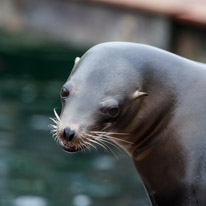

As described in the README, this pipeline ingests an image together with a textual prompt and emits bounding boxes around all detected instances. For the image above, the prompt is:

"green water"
[0,39,150,206]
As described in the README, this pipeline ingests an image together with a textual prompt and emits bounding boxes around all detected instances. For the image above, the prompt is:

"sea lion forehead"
[68,46,144,102]
[78,43,135,71]
[80,49,117,74]
[75,44,141,85]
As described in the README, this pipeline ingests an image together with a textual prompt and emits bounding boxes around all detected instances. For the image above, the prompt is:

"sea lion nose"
[63,127,75,141]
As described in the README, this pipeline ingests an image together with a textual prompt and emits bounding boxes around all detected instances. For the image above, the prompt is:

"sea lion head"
[50,43,148,154]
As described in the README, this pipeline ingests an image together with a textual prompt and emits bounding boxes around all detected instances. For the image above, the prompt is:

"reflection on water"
[0,46,150,206]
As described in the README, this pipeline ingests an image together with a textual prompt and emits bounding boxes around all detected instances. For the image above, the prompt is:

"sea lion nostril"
[63,127,75,141]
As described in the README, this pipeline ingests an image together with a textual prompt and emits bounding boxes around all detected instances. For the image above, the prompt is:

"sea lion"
[50,42,206,206]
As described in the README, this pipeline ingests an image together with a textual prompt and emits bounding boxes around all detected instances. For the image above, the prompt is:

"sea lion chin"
[58,139,84,153]
[51,42,206,206]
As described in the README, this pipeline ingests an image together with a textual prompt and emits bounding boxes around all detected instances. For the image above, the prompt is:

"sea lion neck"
[117,63,177,158]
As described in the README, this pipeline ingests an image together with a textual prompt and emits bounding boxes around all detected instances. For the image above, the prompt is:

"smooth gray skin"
[58,42,206,206]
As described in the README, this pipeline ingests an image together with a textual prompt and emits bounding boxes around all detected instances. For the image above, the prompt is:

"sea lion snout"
[57,125,86,153]
[58,123,80,142]
[63,127,75,141]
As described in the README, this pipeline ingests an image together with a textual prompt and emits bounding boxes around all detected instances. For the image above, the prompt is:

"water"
[0,42,150,205]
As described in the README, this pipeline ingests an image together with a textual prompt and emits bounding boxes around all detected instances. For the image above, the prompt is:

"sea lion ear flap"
[132,90,148,99]
[70,57,81,75]
[74,57,80,66]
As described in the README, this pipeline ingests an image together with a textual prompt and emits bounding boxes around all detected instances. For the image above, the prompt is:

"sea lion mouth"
[58,140,84,153]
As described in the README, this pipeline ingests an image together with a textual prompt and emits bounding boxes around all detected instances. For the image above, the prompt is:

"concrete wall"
[0,0,171,49]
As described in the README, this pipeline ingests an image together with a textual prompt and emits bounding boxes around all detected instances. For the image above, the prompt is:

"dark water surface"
[0,43,150,206]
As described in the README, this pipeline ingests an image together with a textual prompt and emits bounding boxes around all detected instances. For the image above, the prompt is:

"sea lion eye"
[106,107,119,118]
[61,87,69,98]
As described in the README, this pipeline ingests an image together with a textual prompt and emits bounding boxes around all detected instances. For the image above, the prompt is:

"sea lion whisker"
[83,135,98,151]
[97,140,119,159]
[49,117,58,124]
[80,143,86,152]
[85,133,99,140]
[97,125,111,134]
[95,137,122,151]
[53,135,58,141]
[84,133,94,138]
[86,136,109,151]
[90,131,132,144]
[91,131,129,135]
[51,129,57,134]
[53,108,61,122]
[97,138,123,151]
[48,124,57,133]
[51,125,57,129]
[86,133,122,154]
[95,135,121,147]
[50,130,58,138]
[91,139,109,151]
[84,143,91,151]
[49,128,55,134]
[84,142,92,151]
[53,129,57,135]
[79,141,84,149]
[48,123,58,129]
[53,136,59,144]
[51,132,57,137]
[49,126,59,143]
[50,129,57,136]
[79,137,91,151]
[90,136,119,159]
[100,135,133,144]
[50,130,57,137]
[85,141,97,151]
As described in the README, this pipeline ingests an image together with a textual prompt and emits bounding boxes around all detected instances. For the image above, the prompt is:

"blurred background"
[0,0,206,206]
